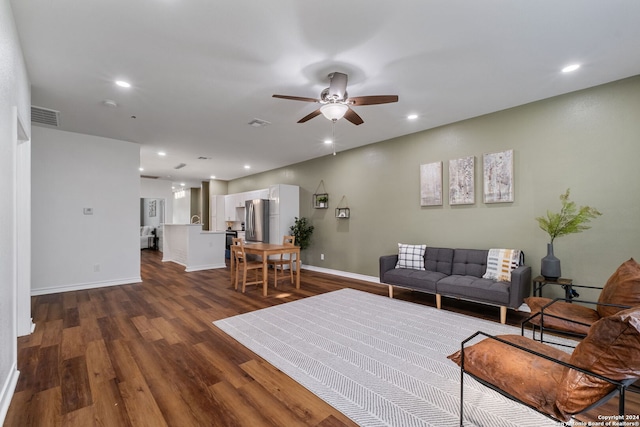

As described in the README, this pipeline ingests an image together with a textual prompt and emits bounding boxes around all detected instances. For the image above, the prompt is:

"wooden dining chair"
[231,237,264,293]
[268,235,296,288]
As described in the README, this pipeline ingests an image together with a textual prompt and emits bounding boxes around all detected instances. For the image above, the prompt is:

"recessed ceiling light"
[139,167,144,171]
[562,64,580,73]
[115,80,131,88]
[180,183,185,186]
[158,151,166,156]
[324,139,333,145]
[244,165,251,169]
[102,99,118,108]
[407,114,418,120]
[210,175,216,179]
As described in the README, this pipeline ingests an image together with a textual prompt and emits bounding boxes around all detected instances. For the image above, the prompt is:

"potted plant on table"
[316,195,328,208]
[535,188,602,280]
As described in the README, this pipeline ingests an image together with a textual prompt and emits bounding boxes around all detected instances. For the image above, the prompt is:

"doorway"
[140,198,165,251]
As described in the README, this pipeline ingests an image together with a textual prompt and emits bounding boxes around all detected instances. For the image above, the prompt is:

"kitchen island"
[162,224,226,272]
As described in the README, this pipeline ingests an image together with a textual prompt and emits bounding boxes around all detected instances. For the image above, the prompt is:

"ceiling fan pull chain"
[332,121,336,156]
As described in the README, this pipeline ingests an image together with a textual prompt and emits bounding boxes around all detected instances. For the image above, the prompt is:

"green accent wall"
[229,75,640,300]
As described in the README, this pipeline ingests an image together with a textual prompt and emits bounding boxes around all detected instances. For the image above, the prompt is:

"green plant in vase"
[316,195,328,208]
[535,188,601,280]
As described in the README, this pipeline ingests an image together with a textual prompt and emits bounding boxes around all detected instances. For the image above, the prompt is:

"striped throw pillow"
[483,248,522,282]
[395,243,427,270]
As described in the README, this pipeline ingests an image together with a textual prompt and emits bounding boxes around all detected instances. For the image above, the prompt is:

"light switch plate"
[83,208,93,215]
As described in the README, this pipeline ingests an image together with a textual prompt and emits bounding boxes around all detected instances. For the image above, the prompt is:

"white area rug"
[214,288,563,427]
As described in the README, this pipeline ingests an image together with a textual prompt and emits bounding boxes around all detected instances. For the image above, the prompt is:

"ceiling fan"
[273,72,398,125]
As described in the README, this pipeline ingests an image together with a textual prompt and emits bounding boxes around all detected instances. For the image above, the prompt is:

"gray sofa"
[379,247,531,324]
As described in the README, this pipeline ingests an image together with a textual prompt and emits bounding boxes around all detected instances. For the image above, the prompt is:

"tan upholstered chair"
[523,258,640,344]
[231,238,264,293]
[267,235,296,287]
[449,306,640,424]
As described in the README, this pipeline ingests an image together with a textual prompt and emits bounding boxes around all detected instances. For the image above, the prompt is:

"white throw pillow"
[483,248,522,282]
[395,243,427,270]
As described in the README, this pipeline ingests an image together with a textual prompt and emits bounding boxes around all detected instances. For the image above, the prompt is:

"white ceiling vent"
[31,106,61,127]
[140,175,159,179]
[174,163,187,169]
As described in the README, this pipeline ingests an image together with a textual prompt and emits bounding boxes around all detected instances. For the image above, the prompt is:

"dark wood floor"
[5,250,638,426]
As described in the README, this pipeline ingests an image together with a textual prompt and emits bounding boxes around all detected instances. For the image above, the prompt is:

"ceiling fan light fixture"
[320,103,349,122]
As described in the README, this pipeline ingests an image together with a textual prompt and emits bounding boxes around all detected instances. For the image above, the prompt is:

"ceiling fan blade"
[297,109,322,123]
[273,94,320,103]
[344,108,364,125]
[328,72,348,100]
[347,95,399,106]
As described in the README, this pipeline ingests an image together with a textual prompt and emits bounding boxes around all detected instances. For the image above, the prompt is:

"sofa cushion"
[556,306,640,417]
[524,296,599,335]
[395,243,426,270]
[451,249,488,278]
[383,268,444,293]
[482,248,522,282]
[597,258,640,318]
[448,334,570,421]
[424,247,454,275]
[437,275,510,305]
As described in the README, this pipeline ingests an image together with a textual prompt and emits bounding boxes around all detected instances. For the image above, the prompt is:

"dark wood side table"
[533,275,575,301]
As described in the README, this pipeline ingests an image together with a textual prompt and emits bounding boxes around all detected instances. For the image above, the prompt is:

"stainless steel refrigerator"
[245,199,270,243]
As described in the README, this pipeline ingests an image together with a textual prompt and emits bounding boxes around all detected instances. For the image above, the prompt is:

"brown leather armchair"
[522,258,640,345]
[449,306,640,424]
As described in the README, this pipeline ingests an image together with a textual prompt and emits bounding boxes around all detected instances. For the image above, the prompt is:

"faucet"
[190,215,201,224]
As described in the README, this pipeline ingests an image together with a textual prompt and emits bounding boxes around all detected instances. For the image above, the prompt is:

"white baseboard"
[163,259,227,272]
[0,364,19,425]
[301,264,381,285]
[185,263,227,272]
[31,276,143,296]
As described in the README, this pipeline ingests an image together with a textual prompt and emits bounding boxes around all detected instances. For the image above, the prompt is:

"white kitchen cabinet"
[235,193,246,207]
[269,184,299,244]
[209,194,226,231]
[224,195,235,221]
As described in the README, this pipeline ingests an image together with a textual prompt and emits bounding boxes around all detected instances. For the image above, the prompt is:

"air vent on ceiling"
[141,175,159,179]
[197,156,212,160]
[31,106,60,127]
[248,118,271,127]
[174,163,187,169]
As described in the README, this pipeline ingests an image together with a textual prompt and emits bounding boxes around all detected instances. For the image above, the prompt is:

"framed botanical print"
[420,161,443,206]
[483,149,514,203]
[449,156,475,205]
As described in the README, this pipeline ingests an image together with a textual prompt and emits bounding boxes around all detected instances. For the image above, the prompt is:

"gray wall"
[229,75,640,300]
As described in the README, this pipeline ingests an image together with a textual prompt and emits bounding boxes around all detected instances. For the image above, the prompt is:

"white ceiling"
[11,1,640,186]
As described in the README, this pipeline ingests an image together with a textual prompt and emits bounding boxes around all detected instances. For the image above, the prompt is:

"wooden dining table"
[230,242,301,296]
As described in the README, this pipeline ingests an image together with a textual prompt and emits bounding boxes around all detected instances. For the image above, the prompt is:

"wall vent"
[31,106,61,127]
